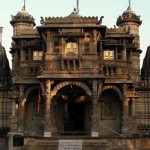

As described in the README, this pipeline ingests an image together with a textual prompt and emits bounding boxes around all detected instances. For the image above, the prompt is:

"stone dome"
[10,7,35,26]
[116,7,142,26]
[67,8,82,18]
[122,7,136,16]
[16,8,31,18]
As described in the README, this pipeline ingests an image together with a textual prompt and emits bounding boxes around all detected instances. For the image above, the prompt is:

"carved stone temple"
[0,2,150,150]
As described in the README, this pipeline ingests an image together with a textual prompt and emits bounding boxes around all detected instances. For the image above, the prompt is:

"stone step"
[58,139,82,150]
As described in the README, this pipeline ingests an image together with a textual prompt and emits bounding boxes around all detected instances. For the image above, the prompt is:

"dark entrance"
[57,85,87,132]
[64,101,84,131]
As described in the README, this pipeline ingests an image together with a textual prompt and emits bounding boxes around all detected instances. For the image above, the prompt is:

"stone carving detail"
[101,101,116,120]
[40,80,54,96]
[99,16,104,24]
[44,16,99,25]
[40,17,45,25]
[92,80,102,96]
[59,28,82,34]
[19,85,25,100]
[104,102,113,117]
[93,30,100,42]
[53,81,92,96]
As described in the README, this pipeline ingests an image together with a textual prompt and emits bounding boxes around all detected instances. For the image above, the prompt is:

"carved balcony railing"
[61,59,82,71]
[103,67,116,76]
[100,60,131,78]
[18,66,41,77]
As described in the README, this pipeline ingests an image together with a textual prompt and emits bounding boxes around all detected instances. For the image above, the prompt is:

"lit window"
[33,51,43,60]
[104,50,114,60]
[65,42,78,55]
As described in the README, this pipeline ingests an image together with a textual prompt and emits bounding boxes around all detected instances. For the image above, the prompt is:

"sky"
[0,0,150,68]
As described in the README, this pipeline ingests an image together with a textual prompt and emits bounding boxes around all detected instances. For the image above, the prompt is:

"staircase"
[58,140,82,150]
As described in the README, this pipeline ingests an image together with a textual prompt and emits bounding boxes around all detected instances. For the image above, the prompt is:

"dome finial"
[23,0,26,10]
[128,0,131,10]
[76,0,79,12]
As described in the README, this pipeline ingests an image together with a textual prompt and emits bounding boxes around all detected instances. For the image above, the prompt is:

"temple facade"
[0,2,149,150]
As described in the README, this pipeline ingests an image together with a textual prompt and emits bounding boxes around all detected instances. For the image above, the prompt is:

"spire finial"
[23,0,26,10]
[128,0,131,10]
[77,0,79,12]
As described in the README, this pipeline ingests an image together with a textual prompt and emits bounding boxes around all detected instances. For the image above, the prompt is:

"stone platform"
[12,136,150,150]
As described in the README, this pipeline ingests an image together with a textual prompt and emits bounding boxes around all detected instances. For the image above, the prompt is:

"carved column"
[123,40,127,61]
[122,84,129,135]
[10,99,18,132]
[61,60,65,70]
[46,31,52,54]
[92,29,98,53]
[91,80,102,137]
[115,47,118,60]
[44,80,55,137]
[12,99,16,116]
[79,38,82,57]
[100,42,103,60]
[67,60,70,70]
[20,47,24,61]
[18,85,26,133]
[73,60,76,70]
[91,95,99,137]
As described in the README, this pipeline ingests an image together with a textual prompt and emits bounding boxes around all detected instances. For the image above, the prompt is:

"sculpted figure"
[40,17,44,25]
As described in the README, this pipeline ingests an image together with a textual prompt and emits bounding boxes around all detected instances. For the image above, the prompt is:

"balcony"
[60,59,82,71]
[100,60,131,78]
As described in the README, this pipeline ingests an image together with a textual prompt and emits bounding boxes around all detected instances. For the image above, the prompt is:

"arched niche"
[99,85,123,136]
[24,87,45,136]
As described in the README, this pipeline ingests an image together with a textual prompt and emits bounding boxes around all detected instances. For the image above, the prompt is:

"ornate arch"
[101,85,123,100]
[52,81,92,96]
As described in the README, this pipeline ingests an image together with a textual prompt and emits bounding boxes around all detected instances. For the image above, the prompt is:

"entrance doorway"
[57,85,88,133]
[64,101,84,131]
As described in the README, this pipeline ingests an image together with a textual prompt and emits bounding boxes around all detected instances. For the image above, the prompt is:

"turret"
[116,1,142,82]
[10,5,35,36]
[116,2,142,48]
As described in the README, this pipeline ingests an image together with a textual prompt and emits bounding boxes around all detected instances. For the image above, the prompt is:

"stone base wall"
[10,137,150,150]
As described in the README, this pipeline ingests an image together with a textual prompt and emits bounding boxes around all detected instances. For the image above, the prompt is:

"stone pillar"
[8,134,13,150]
[122,98,129,135]
[92,29,98,54]
[18,85,26,133]
[91,95,99,137]
[79,38,82,57]
[91,80,102,137]
[115,47,118,60]
[44,94,53,137]
[123,40,127,61]
[46,31,52,54]
[44,80,55,137]
[73,60,76,70]
[100,42,103,59]
[18,98,26,133]
[20,48,24,61]
[12,99,16,116]
[122,84,129,135]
